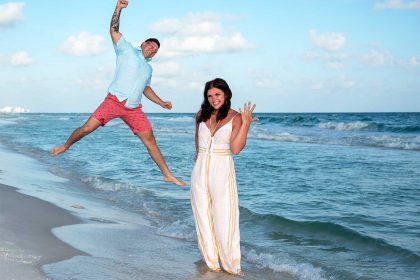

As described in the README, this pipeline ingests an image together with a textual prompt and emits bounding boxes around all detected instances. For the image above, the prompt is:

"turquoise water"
[0,112,419,280]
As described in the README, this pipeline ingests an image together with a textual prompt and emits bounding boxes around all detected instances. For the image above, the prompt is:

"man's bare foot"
[164,174,187,186]
[51,145,67,157]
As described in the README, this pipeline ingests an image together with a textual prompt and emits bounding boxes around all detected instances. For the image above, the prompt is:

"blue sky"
[1,0,419,113]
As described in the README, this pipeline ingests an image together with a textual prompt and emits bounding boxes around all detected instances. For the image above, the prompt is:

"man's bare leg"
[137,130,186,186]
[51,117,102,157]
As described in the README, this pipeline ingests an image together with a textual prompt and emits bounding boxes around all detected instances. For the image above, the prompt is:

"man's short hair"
[145,38,160,49]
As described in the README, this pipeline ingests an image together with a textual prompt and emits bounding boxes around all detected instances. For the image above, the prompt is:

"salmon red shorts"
[92,93,152,134]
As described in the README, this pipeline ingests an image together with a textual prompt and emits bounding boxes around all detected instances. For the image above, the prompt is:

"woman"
[191,78,256,275]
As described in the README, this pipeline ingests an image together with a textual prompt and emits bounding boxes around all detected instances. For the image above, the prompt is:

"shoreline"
[0,183,87,280]
[0,144,288,280]
[0,113,419,280]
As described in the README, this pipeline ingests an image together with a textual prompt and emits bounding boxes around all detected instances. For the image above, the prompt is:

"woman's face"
[207,87,226,111]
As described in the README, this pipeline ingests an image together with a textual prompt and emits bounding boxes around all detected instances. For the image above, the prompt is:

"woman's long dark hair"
[196,78,232,124]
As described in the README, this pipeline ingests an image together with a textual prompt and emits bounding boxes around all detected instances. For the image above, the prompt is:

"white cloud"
[153,61,182,78]
[362,50,395,66]
[326,63,344,70]
[60,31,107,57]
[159,33,251,57]
[149,12,252,58]
[375,0,420,10]
[0,106,29,113]
[247,69,280,89]
[75,65,114,90]
[309,78,356,90]
[340,80,356,89]
[0,2,24,27]
[76,77,109,91]
[362,50,420,68]
[151,62,210,90]
[2,76,31,85]
[255,78,279,88]
[10,51,33,66]
[310,81,324,90]
[143,61,183,89]
[153,75,204,91]
[305,50,348,62]
[309,30,347,52]
[0,51,34,66]
[305,48,347,69]
[149,12,223,36]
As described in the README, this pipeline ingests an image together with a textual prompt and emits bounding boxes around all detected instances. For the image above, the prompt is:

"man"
[51,0,186,186]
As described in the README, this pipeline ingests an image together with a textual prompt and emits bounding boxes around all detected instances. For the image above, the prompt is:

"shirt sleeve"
[113,35,129,54]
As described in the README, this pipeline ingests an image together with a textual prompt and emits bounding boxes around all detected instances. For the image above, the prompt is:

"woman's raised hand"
[239,102,257,125]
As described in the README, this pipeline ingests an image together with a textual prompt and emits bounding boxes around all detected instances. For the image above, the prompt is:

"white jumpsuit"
[191,119,241,275]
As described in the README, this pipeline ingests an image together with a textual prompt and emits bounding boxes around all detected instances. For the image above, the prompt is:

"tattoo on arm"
[110,9,121,33]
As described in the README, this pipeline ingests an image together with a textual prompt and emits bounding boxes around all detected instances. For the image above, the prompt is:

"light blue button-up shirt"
[107,35,152,108]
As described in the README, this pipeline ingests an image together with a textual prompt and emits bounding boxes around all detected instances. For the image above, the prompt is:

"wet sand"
[0,183,86,280]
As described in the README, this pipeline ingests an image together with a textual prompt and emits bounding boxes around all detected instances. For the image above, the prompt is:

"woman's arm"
[230,102,257,155]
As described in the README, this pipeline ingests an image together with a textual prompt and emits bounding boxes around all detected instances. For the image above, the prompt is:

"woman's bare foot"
[164,174,187,186]
[51,145,67,157]
[209,267,222,273]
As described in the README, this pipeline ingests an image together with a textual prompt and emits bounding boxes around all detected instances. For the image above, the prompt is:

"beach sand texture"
[0,182,286,280]
[0,145,286,280]
[0,183,85,280]
[0,185,285,280]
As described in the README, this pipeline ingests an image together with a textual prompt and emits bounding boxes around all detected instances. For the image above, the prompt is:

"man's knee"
[138,131,157,149]
[80,118,101,135]
[144,136,157,149]
[80,124,96,135]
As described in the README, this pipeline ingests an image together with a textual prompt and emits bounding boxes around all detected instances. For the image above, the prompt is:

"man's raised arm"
[110,0,128,44]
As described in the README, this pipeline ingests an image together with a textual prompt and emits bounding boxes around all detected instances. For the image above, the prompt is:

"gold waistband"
[199,147,231,155]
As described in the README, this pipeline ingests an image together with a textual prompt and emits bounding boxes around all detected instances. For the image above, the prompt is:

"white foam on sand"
[0,144,202,279]
[244,249,328,280]
[0,144,296,280]
[0,241,45,280]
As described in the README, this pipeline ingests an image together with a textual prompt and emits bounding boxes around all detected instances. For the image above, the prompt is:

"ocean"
[0,112,419,280]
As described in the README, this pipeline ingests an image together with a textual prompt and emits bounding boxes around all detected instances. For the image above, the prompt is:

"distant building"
[0,106,30,113]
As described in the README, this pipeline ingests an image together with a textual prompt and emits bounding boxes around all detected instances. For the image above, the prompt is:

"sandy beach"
[0,144,285,280]
[0,183,86,280]
[0,183,283,280]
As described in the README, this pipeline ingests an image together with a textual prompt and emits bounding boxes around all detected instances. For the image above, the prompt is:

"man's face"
[141,41,159,59]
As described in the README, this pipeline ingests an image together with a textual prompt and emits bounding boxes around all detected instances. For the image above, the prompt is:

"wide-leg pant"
[191,151,241,275]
